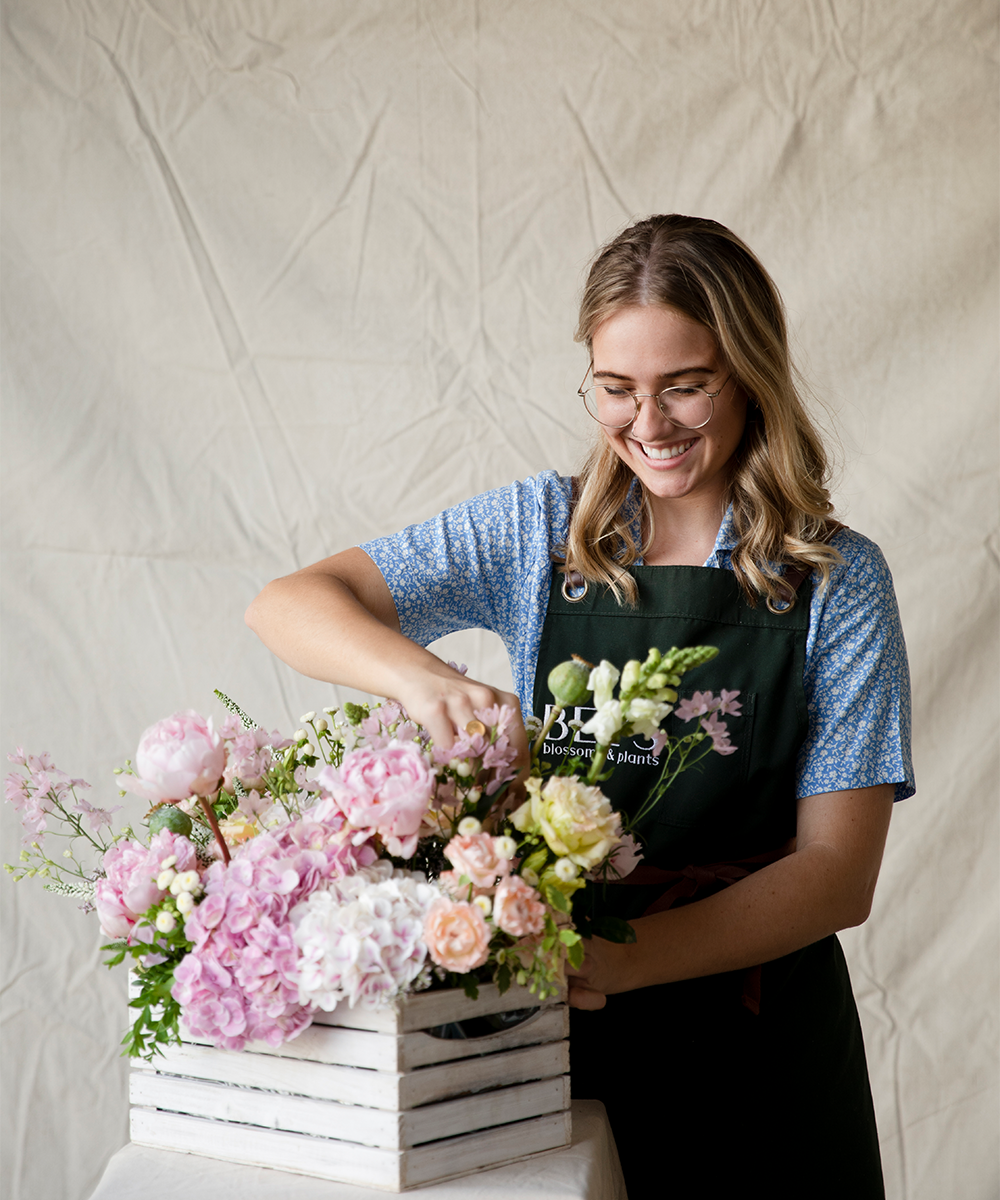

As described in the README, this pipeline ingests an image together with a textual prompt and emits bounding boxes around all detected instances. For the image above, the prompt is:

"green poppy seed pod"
[548,657,593,707]
[147,805,194,837]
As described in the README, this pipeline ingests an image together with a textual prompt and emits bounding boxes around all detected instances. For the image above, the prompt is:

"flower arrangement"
[4,647,741,1060]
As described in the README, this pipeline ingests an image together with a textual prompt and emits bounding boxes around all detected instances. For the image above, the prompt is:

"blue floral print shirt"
[361,471,914,801]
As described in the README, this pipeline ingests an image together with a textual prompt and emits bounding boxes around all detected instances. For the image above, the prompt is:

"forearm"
[568,784,894,1004]
[246,549,526,751]
[613,840,876,989]
[247,564,442,697]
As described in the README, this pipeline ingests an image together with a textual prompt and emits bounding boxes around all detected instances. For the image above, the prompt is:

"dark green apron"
[533,565,884,1199]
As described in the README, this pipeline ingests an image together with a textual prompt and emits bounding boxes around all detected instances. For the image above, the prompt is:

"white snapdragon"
[625,696,674,740]
[581,700,624,747]
[587,661,621,710]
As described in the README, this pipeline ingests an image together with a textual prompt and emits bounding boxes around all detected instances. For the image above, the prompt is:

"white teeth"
[639,439,694,461]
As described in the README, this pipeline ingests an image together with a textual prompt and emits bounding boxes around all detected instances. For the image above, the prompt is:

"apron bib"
[532,564,884,1198]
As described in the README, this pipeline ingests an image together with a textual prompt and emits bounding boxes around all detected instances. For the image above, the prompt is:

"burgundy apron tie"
[610,839,795,1015]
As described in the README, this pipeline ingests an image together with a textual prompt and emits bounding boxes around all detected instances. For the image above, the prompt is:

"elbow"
[839,883,877,930]
[245,579,282,637]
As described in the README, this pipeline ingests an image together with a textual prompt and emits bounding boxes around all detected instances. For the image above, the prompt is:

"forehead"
[591,305,719,372]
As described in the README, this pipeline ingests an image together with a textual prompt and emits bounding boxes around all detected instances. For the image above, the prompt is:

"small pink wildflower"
[701,711,738,756]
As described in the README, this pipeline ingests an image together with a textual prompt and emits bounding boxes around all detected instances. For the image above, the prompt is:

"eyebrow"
[593,366,716,381]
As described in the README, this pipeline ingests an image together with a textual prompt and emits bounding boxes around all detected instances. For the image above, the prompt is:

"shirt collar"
[703,504,737,568]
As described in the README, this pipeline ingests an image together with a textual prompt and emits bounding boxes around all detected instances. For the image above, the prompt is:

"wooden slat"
[398,1004,569,1069]
[130,1071,401,1147]
[398,1040,570,1109]
[401,1075,570,1148]
[130,1106,573,1191]
[138,1036,569,1111]
[311,982,561,1034]
[130,1070,570,1150]
[402,1110,573,1189]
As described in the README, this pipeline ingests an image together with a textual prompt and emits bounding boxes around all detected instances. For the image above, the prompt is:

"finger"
[568,983,607,1011]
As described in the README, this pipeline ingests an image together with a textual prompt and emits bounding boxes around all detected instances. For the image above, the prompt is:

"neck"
[643,493,726,567]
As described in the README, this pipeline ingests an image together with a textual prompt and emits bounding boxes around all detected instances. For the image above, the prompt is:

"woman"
[246,215,913,1197]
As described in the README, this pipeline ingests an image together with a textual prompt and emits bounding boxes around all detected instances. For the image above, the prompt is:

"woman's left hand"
[565,936,634,1009]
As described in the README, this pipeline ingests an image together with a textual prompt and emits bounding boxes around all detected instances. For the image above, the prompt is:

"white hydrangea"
[291,862,444,1013]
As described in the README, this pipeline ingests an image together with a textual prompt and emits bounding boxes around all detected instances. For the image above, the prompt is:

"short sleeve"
[797,531,915,802]
[359,473,572,708]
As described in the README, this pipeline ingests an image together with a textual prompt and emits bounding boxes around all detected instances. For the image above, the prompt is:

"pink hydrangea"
[95,830,198,939]
[120,711,226,805]
[316,740,435,859]
[443,832,511,890]
[172,810,375,1050]
[493,875,546,937]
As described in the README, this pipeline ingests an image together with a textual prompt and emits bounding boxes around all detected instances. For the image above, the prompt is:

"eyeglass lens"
[581,385,714,430]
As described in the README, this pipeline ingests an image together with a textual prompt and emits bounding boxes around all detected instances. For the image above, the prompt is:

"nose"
[627,393,676,438]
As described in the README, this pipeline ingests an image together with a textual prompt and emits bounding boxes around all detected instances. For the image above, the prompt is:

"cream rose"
[522,776,621,870]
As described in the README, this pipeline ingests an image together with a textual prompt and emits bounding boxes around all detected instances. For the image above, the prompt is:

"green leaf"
[558,929,581,946]
[522,848,549,877]
[461,974,480,1001]
[544,884,570,913]
[567,939,586,970]
[495,962,512,995]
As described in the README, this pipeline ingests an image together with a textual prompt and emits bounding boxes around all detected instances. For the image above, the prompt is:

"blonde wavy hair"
[565,214,842,612]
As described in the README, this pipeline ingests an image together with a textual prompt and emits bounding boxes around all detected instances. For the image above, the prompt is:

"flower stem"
[197,797,230,864]
[531,704,564,764]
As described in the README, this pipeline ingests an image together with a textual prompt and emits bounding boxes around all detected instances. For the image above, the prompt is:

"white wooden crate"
[129,983,572,1191]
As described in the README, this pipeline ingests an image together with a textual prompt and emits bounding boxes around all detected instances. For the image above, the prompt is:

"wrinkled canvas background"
[2,2,997,1197]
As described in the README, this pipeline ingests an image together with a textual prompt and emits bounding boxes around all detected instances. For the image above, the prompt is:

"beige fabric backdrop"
[2,2,997,1197]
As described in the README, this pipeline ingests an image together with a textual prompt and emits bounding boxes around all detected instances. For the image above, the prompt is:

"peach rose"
[493,875,546,938]
[423,898,490,973]
[443,832,511,890]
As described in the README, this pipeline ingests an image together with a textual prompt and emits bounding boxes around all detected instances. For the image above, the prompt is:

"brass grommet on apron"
[560,571,588,602]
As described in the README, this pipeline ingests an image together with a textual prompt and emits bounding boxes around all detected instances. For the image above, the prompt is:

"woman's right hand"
[246,547,528,771]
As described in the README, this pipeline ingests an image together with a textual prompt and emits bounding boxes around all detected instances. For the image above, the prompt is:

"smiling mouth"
[633,438,695,461]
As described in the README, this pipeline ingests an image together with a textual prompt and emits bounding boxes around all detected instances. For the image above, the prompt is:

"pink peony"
[443,832,511,890]
[316,740,434,859]
[493,875,546,937]
[120,711,226,804]
[95,830,198,939]
[423,898,490,973]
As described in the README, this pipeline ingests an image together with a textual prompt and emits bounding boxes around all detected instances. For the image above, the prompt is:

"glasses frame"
[577,367,731,430]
